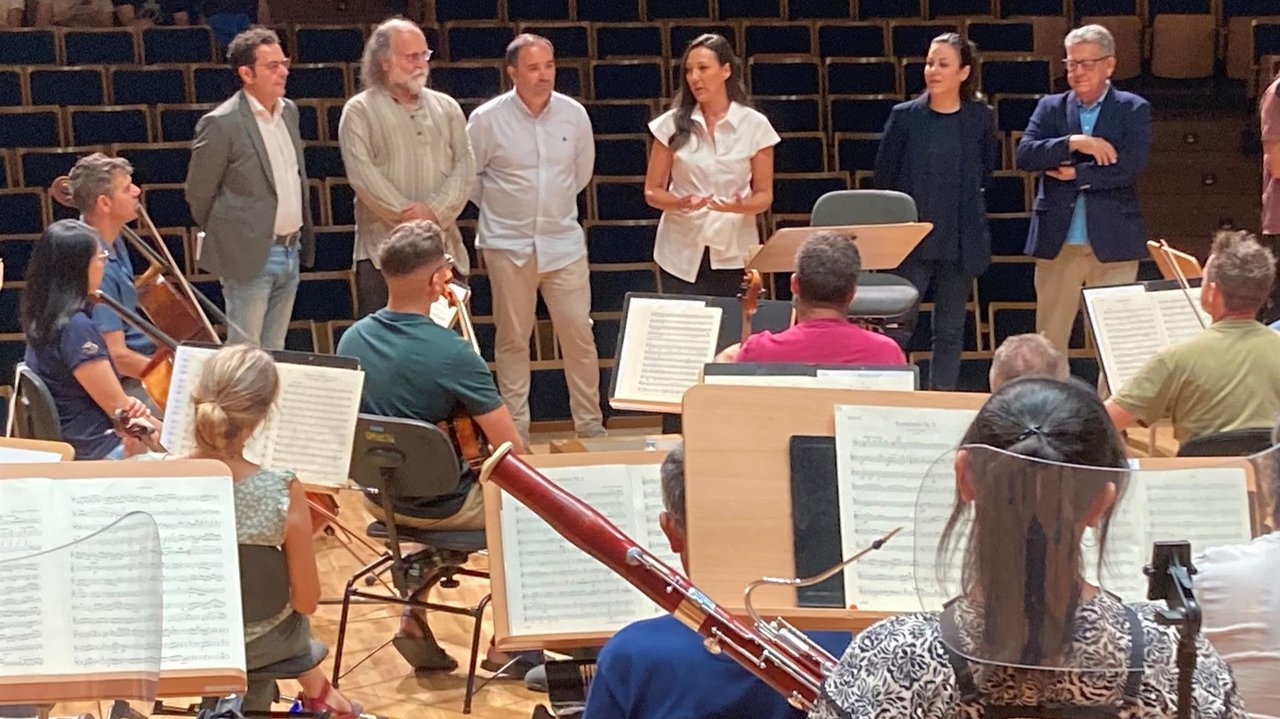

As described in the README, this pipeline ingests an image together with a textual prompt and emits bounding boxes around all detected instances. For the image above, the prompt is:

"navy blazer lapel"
[1065,92,1082,134]
[237,90,277,195]
[1092,88,1118,138]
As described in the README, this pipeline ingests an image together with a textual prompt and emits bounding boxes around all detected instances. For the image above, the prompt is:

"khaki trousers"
[1034,244,1139,352]
[484,251,604,439]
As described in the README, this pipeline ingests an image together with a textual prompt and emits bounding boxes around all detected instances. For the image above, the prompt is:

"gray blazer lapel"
[236,90,277,195]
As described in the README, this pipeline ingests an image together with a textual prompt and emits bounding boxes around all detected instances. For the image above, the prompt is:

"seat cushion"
[366,521,487,553]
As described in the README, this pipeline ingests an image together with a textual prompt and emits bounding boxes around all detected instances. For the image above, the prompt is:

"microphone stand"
[1144,541,1200,719]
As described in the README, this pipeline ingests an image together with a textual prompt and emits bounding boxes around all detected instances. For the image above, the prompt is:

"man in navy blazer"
[1016,24,1151,353]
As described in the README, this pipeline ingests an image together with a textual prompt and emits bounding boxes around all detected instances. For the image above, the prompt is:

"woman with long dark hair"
[644,33,779,296]
[21,219,153,459]
[810,377,1246,719]
[875,33,999,389]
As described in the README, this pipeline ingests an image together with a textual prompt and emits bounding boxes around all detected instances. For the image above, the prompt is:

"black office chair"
[332,414,491,715]
[1177,428,1275,457]
[235,545,329,713]
[10,362,61,442]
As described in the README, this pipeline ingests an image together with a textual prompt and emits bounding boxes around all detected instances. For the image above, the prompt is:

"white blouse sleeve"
[648,109,677,147]
[748,110,782,155]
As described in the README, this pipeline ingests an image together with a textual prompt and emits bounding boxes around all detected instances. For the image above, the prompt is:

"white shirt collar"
[510,89,558,119]
[690,101,746,131]
[246,91,283,120]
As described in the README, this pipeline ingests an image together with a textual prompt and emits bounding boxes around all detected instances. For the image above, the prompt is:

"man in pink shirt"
[1260,74,1280,323]
[715,231,907,365]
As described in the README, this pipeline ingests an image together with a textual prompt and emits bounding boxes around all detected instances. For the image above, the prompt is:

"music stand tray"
[747,222,933,274]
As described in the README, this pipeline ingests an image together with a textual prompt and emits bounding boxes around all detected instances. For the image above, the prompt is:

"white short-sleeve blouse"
[647,102,780,283]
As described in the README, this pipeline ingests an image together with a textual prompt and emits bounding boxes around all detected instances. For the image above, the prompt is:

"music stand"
[1147,240,1203,282]
[746,222,932,273]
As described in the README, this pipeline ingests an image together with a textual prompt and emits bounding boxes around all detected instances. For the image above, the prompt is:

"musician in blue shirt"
[583,444,852,719]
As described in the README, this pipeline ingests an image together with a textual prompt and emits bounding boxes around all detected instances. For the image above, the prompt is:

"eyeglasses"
[1064,55,1112,72]
[400,49,433,63]
[256,58,291,72]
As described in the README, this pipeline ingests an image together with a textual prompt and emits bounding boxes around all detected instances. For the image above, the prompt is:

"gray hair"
[795,231,861,307]
[1207,230,1276,313]
[505,33,554,68]
[360,18,421,91]
[660,442,686,530]
[990,333,1069,392]
[1064,24,1115,56]
[68,152,132,215]
[227,26,280,71]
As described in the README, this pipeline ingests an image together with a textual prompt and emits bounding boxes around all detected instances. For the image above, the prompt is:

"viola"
[739,268,764,345]
[440,283,491,470]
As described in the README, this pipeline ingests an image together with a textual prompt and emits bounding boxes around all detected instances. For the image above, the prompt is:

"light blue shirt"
[1066,83,1111,246]
[466,91,596,272]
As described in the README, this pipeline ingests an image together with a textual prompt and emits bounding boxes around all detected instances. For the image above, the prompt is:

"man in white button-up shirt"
[467,34,605,441]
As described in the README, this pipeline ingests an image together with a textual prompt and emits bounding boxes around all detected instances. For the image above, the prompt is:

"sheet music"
[614,299,722,406]
[499,463,675,637]
[0,446,62,463]
[429,281,470,327]
[702,368,914,391]
[163,345,363,488]
[1090,467,1252,600]
[833,404,978,611]
[0,473,243,680]
[1085,286,1209,392]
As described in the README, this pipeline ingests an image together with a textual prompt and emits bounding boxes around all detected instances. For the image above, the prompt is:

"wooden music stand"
[1147,239,1203,281]
[548,434,682,454]
[746,222,933,273]
[482,450,669,651]
[680,384,987,630]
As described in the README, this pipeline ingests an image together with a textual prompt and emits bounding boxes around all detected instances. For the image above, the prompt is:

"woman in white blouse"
[644,33,780,296]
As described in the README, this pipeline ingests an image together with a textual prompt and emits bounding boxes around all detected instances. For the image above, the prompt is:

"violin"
[111,409,166,454]
[439,283,491,471]
[739,269,764,345]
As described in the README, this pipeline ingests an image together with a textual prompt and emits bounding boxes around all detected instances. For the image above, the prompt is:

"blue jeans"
[894,258,972,391]
[220,244,299,350]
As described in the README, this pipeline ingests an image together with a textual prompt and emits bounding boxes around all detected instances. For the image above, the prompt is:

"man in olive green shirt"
[1106,231,1280,442]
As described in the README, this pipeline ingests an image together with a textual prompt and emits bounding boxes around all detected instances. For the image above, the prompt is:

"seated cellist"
[67,154,157,400]
[335,219,526,673]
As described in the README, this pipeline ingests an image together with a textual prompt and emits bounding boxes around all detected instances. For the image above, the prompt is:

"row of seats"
[427,0,1274,24]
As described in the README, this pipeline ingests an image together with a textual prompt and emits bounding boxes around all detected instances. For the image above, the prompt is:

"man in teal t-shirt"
[336,219,524,672]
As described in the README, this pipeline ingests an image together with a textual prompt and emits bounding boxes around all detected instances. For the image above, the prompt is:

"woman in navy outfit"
[875,33,998,390]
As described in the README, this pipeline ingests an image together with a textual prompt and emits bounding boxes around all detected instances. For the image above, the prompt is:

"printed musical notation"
[615,298,723,406]
[1085,286,1209,392]
[162,345,363,488]
[833,404,978,612]
[0,473,244,683]
[499,463,674,637]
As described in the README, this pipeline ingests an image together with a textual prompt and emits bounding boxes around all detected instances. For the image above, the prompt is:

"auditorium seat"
[191,64,238,104]
[19,146,105,190]
[827,95,897,134]
[310,226,356,272]
[434,0,500,22]
[0,190,47,234]
[775,132,829,173]
[980,56,1052,95]
[0,28,57,65]
[431,62,504,102]
[509,0,572,20]
[584,100,657,134]
[445,22,513,61]
[110,66,188,105]
[68,106,151,146]
[861,0,924,20]
[744,22,815,56]
[790,0,854,19]
[965,19,1036,53]
[286,64,349,100]
[835,133,881,173]
[1227,15,1280,81]
[0,150,12,188]
[0,68,21,106]
[326,178,355,226]
[140,184,194,229]
[1075,0,1138,13]
[294,25,366,64]
[62,27,138,65]
[771,172,850,215]
[817,23,889,58]
[890,21,962,58]
[593,177,659,221]
[988,214,1032,255]
[901,57,927,96]
[930,0,993,17]
[748,57,821,96]
[985,171,1032,214]
[593,268,659,311]
[1077,14,1142,80]
[290,99,322,142]
[28,66,106,107]
[668,23,737,54]
[1000,0,1064,16]
[555,60,586,97]
[585,220,657,264]
[578,0,643,22]
[754,96,823,133]
[516,22,590,59]
[826,57,899,95]
[592,60,665,100]
[648,0,711,19]
[0,234,39,277]
[142,25,216,64]
[303,143,345,181]
[115,143,191,185]
[157,103,215,142]
[292,275,356,322]
[0,107,63,150]
[594,135,651,177]
[994,94,1043,133]
[718,0,783,19]
[593,24,665,59]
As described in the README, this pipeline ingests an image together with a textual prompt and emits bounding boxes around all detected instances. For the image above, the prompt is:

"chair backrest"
[349,413,462,500]
[12,362,61,442]
[238,544,291,624]
[1177,428,1275,457]
[811,189,918,226]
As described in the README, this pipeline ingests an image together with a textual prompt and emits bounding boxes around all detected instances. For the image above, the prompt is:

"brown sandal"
[391,610,458,672]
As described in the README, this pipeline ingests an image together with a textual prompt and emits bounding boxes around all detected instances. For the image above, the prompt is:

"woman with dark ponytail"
[875,33,998,390]
[643,33,779,296]
[810,377,1246,719]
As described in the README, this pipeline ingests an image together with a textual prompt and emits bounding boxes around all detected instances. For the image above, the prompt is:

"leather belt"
[274,231,301,247]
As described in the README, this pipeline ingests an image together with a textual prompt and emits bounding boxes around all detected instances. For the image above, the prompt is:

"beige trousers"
[1034,244,1139,352]
[483,251,604,439]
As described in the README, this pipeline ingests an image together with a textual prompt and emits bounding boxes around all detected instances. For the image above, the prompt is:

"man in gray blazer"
[185,26,314,350]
